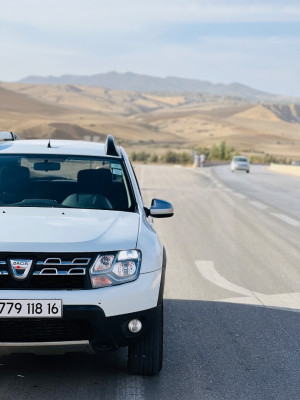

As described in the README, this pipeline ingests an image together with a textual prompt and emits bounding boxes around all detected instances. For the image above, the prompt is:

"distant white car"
[231,156,250,173]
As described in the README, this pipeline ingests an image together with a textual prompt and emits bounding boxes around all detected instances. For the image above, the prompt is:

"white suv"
[0,132,173,376]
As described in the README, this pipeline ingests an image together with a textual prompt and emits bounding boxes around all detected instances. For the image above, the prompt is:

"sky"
[0,0,300,96]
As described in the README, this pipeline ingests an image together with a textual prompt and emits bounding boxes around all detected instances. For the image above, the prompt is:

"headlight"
[89,250,141,288]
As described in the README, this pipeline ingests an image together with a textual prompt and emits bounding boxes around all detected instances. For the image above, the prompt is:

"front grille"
[0,318,94,342]
[0,275,84,289]
[0,253,96,290]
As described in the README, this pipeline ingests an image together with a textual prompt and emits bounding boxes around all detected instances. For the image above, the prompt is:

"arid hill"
[0,82,299,160]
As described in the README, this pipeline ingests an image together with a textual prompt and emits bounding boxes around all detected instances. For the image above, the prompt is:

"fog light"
[128,319,142,333]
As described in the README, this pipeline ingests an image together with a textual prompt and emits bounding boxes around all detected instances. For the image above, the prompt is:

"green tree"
[219,141,226,160]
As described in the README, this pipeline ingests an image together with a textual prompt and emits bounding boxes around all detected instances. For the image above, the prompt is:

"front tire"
[127,304,163,376]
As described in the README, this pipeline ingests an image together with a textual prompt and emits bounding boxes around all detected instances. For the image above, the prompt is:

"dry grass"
[0,82,299,160]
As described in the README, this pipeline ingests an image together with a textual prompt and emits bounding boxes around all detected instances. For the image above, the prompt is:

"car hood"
[0,208,140,253]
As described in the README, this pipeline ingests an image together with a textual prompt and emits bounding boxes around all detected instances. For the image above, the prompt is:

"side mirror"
[148,198,174,218]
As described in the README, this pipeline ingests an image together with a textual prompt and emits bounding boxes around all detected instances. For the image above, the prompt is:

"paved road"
[0,164,299,400]
[213,164,300,220]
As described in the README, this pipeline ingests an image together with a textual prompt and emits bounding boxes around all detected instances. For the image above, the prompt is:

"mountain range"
[18,71,279,102]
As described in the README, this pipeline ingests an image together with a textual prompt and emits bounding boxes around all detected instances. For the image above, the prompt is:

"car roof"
[0,139,122,158]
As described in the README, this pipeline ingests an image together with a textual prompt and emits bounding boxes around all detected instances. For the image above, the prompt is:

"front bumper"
[0,269,164,354]
[0,269,162,317]
[0,304,162,353]
[232,164,249,171]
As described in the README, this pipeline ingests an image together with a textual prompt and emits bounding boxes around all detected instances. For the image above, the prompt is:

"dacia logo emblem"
[9,259,33,280]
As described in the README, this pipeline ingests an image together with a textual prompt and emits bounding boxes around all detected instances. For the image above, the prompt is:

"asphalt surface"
[0,164,299,400]
[213,164,300,220]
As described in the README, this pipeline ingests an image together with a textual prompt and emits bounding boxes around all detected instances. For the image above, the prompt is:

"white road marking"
[195,260,300,310]
[195,260,254,297]
[224,188,233,193]
[270,213,300,227]
[249,200,268,210]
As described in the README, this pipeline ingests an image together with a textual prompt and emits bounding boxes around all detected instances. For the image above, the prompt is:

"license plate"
[0,300,62,318]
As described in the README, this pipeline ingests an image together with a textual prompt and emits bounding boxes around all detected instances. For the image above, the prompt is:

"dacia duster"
[0,132,173,376]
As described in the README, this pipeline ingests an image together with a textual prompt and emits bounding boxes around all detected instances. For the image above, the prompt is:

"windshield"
[234,157,248,162]
[0,154,136,211]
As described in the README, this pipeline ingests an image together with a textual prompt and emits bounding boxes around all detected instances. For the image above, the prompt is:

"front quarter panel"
[138,215,163,274]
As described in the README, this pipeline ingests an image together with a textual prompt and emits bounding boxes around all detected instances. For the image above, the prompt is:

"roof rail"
[0,131,20,141]
[105,135,119,157]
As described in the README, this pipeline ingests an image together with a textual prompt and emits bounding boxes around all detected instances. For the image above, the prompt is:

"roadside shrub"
[130,151,150,162]
[150,153,158,162]
[179,152,194,164]
[131,152,137,161]
[162,151,178,163]
[161,151,193,164]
